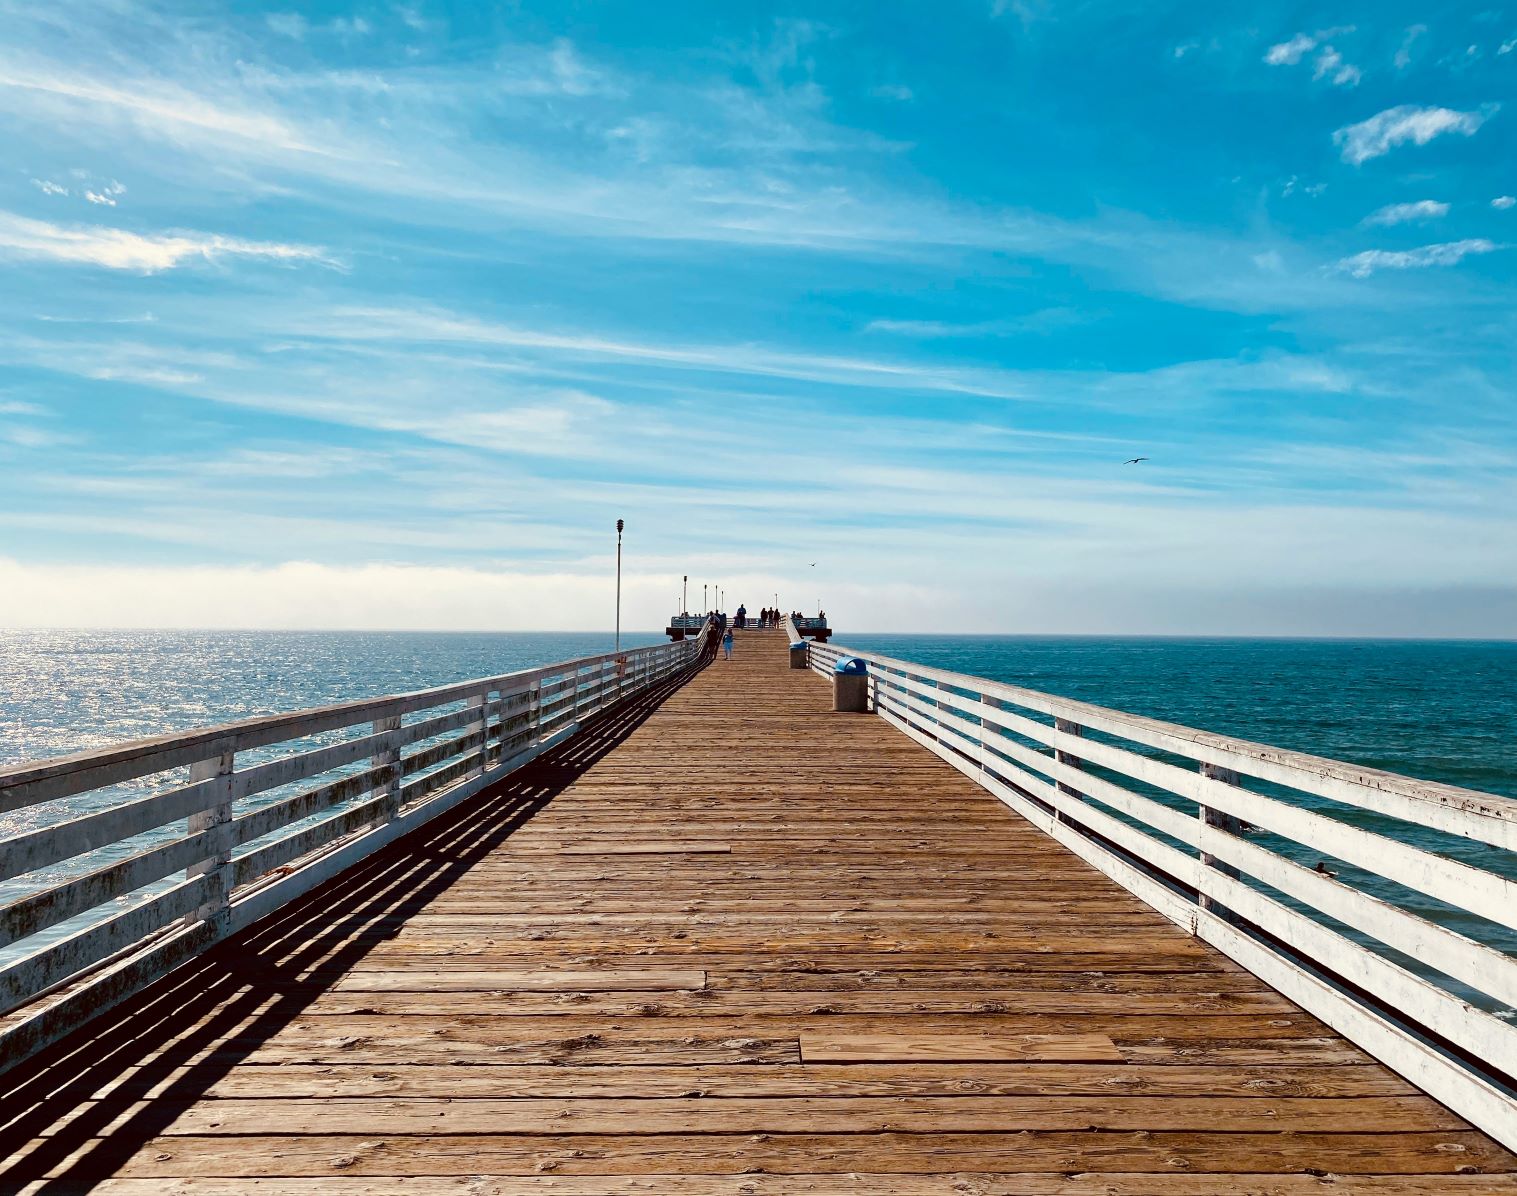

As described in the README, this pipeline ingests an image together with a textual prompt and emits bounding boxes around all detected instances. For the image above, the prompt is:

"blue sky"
[1,1,1514,634]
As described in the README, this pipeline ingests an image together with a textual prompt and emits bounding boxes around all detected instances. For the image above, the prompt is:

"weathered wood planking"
[1,626,1514,1190]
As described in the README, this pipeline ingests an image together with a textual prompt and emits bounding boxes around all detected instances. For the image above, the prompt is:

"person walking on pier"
[722,627,734,659]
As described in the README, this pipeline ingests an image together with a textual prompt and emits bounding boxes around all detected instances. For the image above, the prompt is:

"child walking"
[722,628,734,660]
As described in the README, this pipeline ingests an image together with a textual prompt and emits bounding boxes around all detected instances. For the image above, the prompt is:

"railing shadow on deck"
[0,652,710,1191]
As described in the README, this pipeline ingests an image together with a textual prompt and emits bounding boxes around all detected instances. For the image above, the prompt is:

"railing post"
[372,714,402,824]
[1198,762,1243,923]
[468,692,489,778]
[979,693,1001,776]
[184,749,235,933]
[1053,717,1084,822]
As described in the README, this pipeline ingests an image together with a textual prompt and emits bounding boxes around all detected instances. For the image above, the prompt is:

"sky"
[0,1,1514,635]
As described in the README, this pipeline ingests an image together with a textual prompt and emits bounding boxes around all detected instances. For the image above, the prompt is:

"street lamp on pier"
[614,518,624,654]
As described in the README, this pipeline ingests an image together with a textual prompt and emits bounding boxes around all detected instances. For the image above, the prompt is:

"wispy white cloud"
[869,83,914,101]
[265,13,307,40]
[1313,47,1361,87]
[0,63,333,154]
[29,178,67,197]
[266,13,370,40]
[1264,33,1316,66]
[1493,196,1516,210]
[0,211,335,272]
[1363,199,1448,226]
[1334,105,1494,165]
[395,5,429,33]
[36,312,156,324]
[305,306,1033,400]
[1334,239,1502,278]
[1395,26,1426,69]
[1265,32,1360,86]
[88,365,203,386]
[865,308,1090,338]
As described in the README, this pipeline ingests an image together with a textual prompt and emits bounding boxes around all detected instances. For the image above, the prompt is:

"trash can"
[788,640,809,670]
[832,656,869,713]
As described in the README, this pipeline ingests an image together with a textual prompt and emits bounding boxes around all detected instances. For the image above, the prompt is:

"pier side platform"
[3,627,1514,1192]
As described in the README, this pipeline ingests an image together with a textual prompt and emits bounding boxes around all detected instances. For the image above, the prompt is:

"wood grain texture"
[1,627,1513,1188]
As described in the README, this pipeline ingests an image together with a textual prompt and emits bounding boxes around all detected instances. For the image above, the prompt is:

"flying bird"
[1122,457,1149,465]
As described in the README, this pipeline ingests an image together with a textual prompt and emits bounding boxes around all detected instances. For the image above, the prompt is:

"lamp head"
[616,518,624,534]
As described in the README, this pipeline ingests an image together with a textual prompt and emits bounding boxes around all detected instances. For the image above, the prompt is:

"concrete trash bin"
[832,657,869,713]
[788,641,809,670]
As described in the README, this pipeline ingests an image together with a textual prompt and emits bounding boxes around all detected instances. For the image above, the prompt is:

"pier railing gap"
[0,625,713,1071]
[798,623,1517,1151]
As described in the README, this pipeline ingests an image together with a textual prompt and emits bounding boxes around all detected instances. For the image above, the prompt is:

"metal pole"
[683,575,688,614]
[703,584,707,611]
[615,518,624,654]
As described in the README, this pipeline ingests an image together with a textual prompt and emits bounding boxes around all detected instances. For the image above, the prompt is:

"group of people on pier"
[732,604,787,629]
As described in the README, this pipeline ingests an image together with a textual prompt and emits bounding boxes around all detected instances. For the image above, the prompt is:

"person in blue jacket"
[722,628,734,659]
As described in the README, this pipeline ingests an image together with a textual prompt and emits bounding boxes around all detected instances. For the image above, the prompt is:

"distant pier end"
[666,612,831,641]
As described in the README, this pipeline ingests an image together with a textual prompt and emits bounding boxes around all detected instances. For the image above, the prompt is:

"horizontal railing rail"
[0,626,711,1071]
[806,638,1517,1151]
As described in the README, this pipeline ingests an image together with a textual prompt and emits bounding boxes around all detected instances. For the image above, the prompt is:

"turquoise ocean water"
[840,634,1517,801]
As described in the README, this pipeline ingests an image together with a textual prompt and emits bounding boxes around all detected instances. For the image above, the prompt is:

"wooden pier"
[2,627,1516,1191]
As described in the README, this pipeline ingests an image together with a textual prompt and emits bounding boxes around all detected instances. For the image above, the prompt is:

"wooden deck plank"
[12,1131,1514,1179]
[800,1031,1125,1062]
[18,1177,1517,1196]
[87,1061,1424,1101]
[2,626,1513,1188]
[51,1093,1468,1137]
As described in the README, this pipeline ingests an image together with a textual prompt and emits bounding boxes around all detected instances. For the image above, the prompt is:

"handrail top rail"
[817,639,1517,826]
[0,637,688,799]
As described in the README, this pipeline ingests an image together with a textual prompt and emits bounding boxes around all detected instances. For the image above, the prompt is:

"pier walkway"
[3,628,1515,1192]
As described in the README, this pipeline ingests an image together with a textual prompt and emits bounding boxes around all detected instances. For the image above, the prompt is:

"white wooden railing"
[805,637,1517,1151]
[0,629,710,1071]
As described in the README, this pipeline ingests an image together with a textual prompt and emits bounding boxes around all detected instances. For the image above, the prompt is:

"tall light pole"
[682,575,688,615]
[702,583,707,611]
[615,518,624,653]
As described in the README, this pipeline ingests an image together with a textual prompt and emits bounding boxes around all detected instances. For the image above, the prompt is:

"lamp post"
[702,584,707,612]
[682,575,688,615]
[615,518,624,654]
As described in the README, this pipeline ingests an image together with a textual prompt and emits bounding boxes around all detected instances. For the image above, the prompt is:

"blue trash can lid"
[834,657,867,676]
[788,641,806,651]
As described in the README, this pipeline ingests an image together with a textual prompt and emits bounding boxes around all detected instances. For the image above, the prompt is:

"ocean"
[840,634,1517,801]
[0,629,665,769]
[3,629,1514,1000]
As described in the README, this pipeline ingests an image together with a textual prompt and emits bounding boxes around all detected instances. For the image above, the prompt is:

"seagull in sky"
[1122,457,1149,465]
